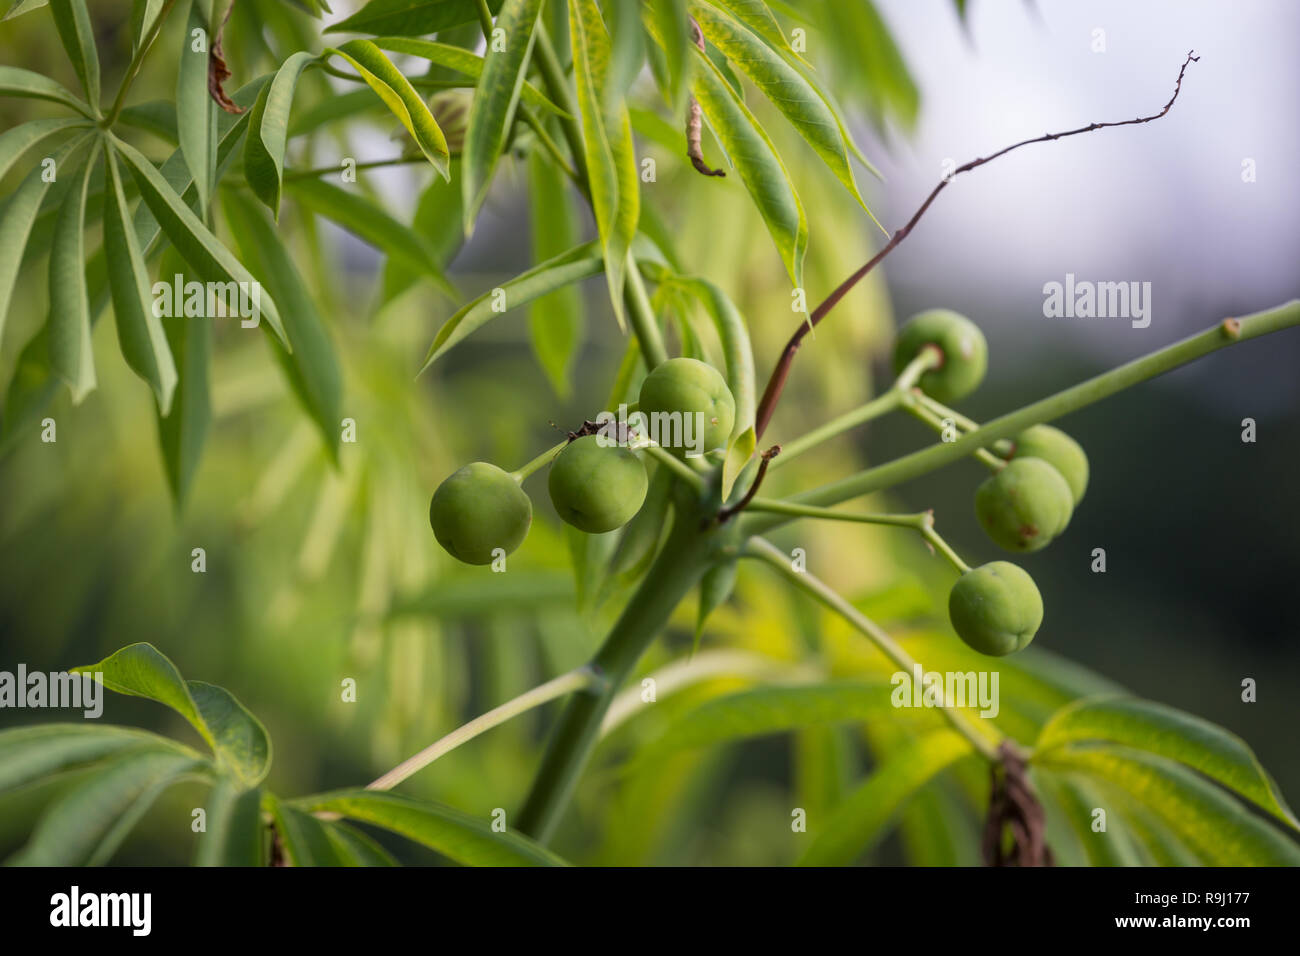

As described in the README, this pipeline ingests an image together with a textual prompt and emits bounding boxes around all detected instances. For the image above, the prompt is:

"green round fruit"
[1006,424,1089,504]
[429,462,532,565]
[548,436,648,533]
[975,457,1074,553]
[948,561,1044,656]
[892,309,988,403]
[637,357,735,458]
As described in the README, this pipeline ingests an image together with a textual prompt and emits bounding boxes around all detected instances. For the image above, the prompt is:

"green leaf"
[605,0,645,112]
[244,51,319,218]
[0,64,94,117]
[110,134,290,348]
[380,160,464,304]
[325,39,449,178]
[1038,746,1300,865]
[1033,695,1299,831]
[462,0,544,231]
[177,0,215,209]
[271,798,349,866]
[294,790,570,866]
[153,247,211,505]
[694,557,738,645]
[690,1,871,214]
[196,778,265,865]
[9,750,206,865]
[372,37,565,116]
[569,0,640,330]
[130,0,165,53]
[117,99,179,145]
[797,730,973,865]
[0,116,89,184]
[0,132,91,356]
[640,680,899,765]
[223,191,342,460]
[327,822,400,866]
[326,0,502,36]
[72,642,272,787]
[287,176,454,298]
[646,0,690,111]
[3,0,48,20]
[1034,771,1143,866]
[527,151,583,397]
[599,463,673,603]
[419,239,604,372]
[701,0,807,66]
[689,44,806,287]
[0,724,196,793]
[49,0,100,110]
[813,0,918,131]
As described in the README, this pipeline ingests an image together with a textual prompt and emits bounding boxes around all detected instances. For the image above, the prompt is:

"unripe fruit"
[975,457,1074,552]
[637,357,736,458]
[429,462,532,565]
[893,309,988,403]
[948,561,1044,656]
[548,436,649,533]
[1005,424,1089,505]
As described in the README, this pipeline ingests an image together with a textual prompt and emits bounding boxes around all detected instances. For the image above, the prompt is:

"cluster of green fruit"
[428,358,735,564]
[895,309,1091,657]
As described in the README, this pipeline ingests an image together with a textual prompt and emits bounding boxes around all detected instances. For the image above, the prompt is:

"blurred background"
[0,0,1296,865]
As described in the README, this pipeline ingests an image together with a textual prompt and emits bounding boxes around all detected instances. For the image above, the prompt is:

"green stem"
[622,263,670,369]
[104,0,178,124]
[633,440,706,491]
[772,348,938,468]
[367,666,603,791]
[283,155,427,182]
[532,28,588,187]
[517,495,719,841]
[901,393,1004,471]
[519,108,580,182]
[742,302,1300,536]
[511,439,568,482]
[743,537,998,759]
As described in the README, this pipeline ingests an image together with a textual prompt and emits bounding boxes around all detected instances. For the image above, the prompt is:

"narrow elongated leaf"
[605,0,645,111]
[49,0,100,110]
[3,0,48,20]
[462,0,543,230]
[177,0,215,207]
[380,160,464,304]
[600,464,673,601]
[326,0,502,36]
[0,65,94,116]
[130,0,165,52]
[155,299,211,504]
[691,1,870,212]
[117,99,179,144]
[110,135,290,347]
[1039,746,1300,865]
[72,642,272,787]
[48,149,97,399]
[0,116,88,183]
[223,190,342,460]
[327,823,400,866]
[244,51,319,217]
[569,0,639,329]
[287,177,453,297]
[325,40,449,178]
[295,790,570,866]
[196,779,265,865]
[646,0,690,110]
[419,240,604,371]
[703,0,808,65]
[797,730,973,865]
[527,151,583,396]
[0,133,91,352]
[689,43,806,286]
[272,799,349,866]
[9,750,206,865]
[695,557,738,642]
[1034,695,1299,830]
[372,37,564,115]
[0,724,195,793]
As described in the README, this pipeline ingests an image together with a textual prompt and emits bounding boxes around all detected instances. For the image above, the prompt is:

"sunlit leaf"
[326,0,503,36]
[244,50,319,217]
[49,0,100,110]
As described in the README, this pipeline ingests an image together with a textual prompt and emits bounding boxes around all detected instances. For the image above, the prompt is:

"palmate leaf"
[244,52,320,219]
[462,0,544,232]
[9,749,208,866]
[569,0,639,330]
[326,0,503,36]
[797,730,974,866]
[72,642,272,787]
[371,37,565,116]
[324,39,450,178]
[286,177,454,297]
[1037,746,1300,866]
[223,190,343,461]
[687,40,807,288]
[294,790,570,866]
[419,239,605,372]
[1033,695,1299,830]
[690,1,879,221]
[48,0,100,111]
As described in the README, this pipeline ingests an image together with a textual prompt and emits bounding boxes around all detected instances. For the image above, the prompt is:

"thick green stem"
[901,393,1004,471]
[742,302,1300,536]
[517,493,718,841]
[622,263,670,369]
